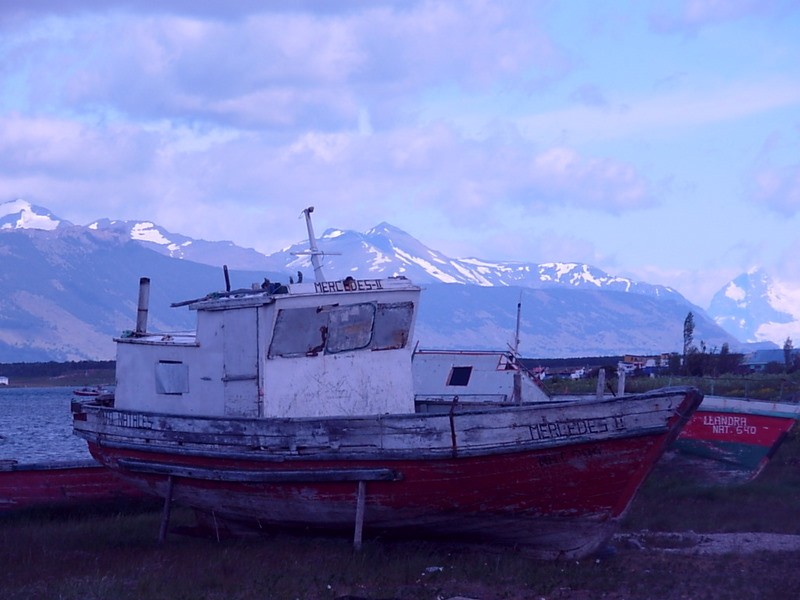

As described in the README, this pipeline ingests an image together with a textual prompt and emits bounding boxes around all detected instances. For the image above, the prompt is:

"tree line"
[682,311,799,377]
[0,360,115,378]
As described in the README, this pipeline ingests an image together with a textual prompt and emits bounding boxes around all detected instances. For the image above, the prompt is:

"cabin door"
[222,307,260,417]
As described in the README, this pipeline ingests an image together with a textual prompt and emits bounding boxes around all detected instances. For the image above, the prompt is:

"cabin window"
[269,300,414,358]
[155,360,189,394]
[326,303,375,353]
[447,366,473,386]
[372,301,413,350]
[269,306,327,358]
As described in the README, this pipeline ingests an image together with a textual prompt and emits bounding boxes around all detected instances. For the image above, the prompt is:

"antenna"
[512,295,522,404]
[290,206,340,283]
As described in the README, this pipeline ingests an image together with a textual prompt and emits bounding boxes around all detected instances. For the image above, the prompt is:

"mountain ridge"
[0,199,692,299]
[0,199,763,361]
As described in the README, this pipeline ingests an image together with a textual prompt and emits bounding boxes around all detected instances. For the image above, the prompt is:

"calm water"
[0,387,92,464]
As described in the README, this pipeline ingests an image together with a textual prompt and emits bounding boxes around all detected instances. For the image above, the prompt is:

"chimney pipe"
[223,265,231,292]
[136,277,151,334]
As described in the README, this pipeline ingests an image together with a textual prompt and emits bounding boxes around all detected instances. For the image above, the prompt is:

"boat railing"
[414,394,514,413]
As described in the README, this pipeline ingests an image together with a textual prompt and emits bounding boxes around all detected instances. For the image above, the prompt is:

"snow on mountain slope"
[88,218,273,270]
[268,223,685,300]
[1,199,689,304]
[0,200,743,360]
[708,268,800,345]
[0,199,69,231]
[89,218,194,256]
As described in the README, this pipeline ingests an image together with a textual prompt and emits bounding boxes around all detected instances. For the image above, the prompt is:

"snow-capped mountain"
[0,201,270,270]
[0,199,70,231]
[88,218,273,270]
[707,268,800,346]
[0,199,742,361]
[20,199,683,301]
[263,222,684,301]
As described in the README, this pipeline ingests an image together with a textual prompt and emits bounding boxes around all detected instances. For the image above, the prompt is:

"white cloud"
[0,109,656,256]
[1,0,798,306]
[0,113,157,176]
[528,147,650,211]
[752,163,800,217]
[4,3,561,131]
[649,0,793,34]
[623,264,742,307]
[516,79,800,144]
[777,239,800,280]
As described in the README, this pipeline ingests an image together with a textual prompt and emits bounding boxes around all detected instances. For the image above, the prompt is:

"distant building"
[0,376,8,385]
[742,349,800,372]
[619,353,672,375]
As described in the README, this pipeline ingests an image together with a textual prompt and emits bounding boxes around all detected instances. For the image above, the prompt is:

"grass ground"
[548,373,800,403]
[2,429,800,600]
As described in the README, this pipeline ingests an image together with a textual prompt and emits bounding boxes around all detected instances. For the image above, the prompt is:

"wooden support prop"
[617,369,626,396]
[354,480,366,551]
[212,510,221,543]
[596,368,606,401]
[158,475,174,544]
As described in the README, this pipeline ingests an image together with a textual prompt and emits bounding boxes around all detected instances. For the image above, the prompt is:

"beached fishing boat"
[413,350,798,484]
[72,208,701,559]
[0,459,146,512]
[668,396,800,484]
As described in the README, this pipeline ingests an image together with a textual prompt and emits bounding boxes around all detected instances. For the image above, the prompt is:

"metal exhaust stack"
[136,277,151,335]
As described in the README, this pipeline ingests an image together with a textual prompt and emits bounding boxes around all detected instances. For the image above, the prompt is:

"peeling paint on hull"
[74,387,701,559]
[0,460,146,511]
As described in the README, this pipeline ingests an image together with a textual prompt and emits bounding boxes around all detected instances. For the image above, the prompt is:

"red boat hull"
[88,432,666,555]
[671,397,800,483]
[0,460,147,512]
[75,387,702,558]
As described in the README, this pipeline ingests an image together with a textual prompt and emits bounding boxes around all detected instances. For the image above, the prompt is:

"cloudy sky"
[2,0,799,308]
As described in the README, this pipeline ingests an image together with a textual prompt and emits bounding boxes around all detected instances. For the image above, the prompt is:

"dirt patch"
[616,530,800,554]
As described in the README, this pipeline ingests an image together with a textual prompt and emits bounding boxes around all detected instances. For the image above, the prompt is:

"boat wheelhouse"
[113,275,418,420]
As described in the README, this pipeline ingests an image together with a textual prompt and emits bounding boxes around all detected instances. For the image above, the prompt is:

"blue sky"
[1,0,799,309]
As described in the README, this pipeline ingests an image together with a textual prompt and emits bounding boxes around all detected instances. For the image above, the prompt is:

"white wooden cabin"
[113,277,420,419]
[412,349,550,410]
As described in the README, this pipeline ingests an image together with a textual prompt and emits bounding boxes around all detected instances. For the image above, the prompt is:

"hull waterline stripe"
[117,458,403,483]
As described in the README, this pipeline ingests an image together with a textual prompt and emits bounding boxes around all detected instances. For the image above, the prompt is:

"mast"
[512,299,522,404]
[303,207,325,282]
[290,206,329,282]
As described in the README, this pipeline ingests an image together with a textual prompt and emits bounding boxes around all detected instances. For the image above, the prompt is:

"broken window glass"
[326,303,375,353]
[269,300,415,357]
[373,301,414,350]
[269,306,327,358]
